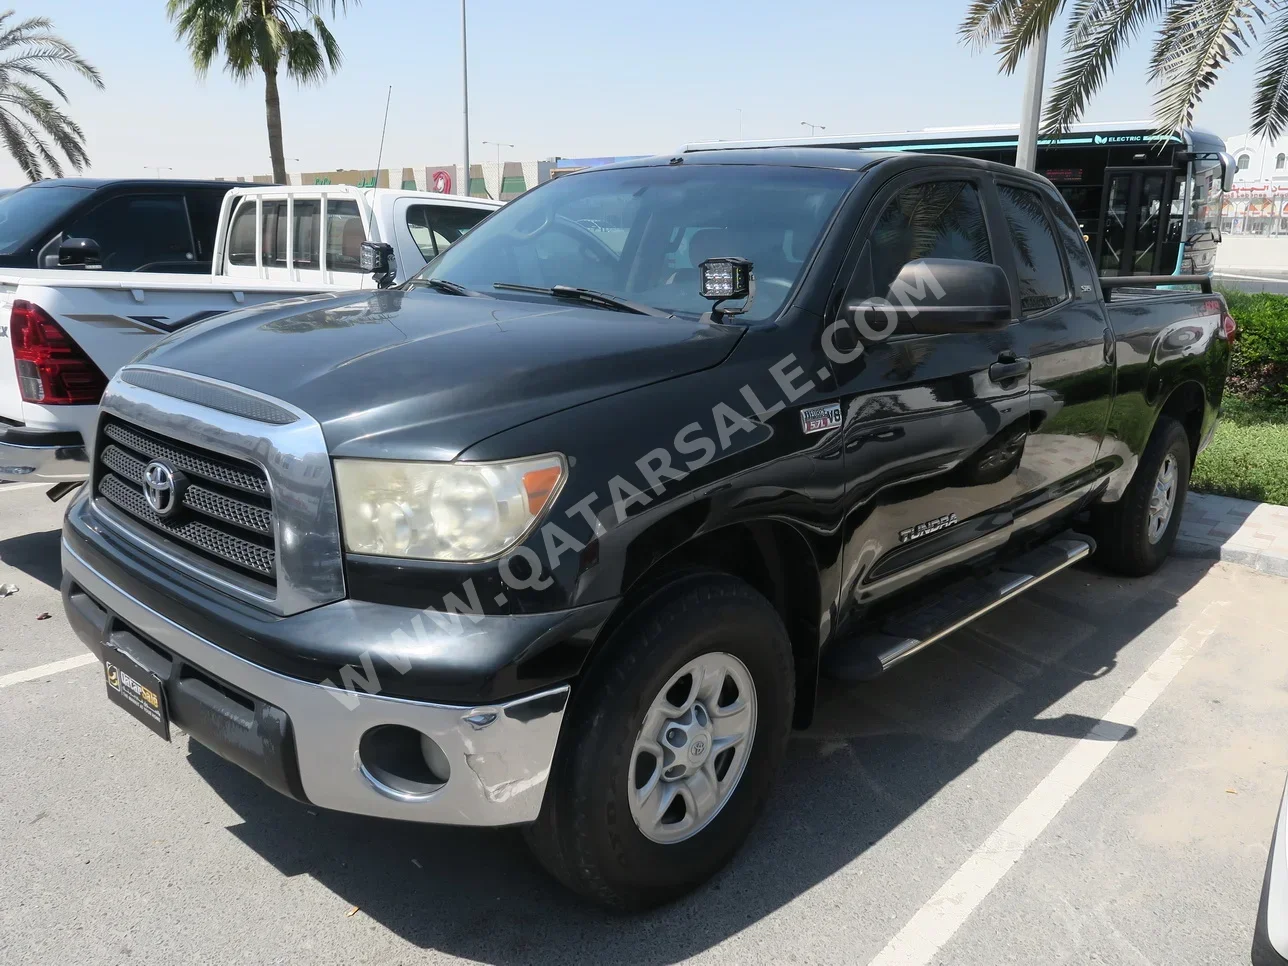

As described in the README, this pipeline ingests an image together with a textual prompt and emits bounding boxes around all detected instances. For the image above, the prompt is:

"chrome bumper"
[63,539,568,827]
[0,431,88,483]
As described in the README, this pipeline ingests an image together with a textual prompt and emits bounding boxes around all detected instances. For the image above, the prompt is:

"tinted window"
[326,199,364,272]
[407,204,489,260]
[0,184,93,254]
[421,165,855,322]
[65,194,194,272]
[227,200,257,266]
[261,201,288,267]
[869,181,991,296]
[997,184,1069,313]
[293,200,320,269]
[186,188,228,260]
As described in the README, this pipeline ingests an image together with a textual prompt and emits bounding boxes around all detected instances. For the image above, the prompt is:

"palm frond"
[0,107,40,180]
[1042,0,1166,134]
[0,12,100,179]
[284,29,327,83]
[960,0,1025,47]
[991,0,1070,73]
[1251,5,1288,138]
[1149,0,1267,134]
[311,16,342,71]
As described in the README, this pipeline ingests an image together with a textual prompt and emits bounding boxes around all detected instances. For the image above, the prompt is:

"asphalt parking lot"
[3,481,1287,965]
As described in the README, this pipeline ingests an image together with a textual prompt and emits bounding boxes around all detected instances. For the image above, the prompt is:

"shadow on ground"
[0,528,62,590]
[187,556,1212,965]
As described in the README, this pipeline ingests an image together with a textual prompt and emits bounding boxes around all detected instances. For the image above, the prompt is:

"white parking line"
[0,482,48,494]
[0,653,96,689]
[1216,272,1288,283]
[867,601,1228,966]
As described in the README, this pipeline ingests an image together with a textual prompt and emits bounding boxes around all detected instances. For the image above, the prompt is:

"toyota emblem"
[142,460,185,517]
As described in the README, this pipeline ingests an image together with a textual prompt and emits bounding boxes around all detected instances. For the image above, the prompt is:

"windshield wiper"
[493,282,672,318]
[415,277,491,298]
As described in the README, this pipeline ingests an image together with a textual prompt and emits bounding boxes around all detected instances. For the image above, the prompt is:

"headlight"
[334,455,566,561]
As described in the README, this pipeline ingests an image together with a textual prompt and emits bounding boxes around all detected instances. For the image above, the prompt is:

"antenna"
[371,86,392,188]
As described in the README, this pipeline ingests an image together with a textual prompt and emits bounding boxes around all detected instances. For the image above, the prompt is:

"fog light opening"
[358,724,450,802]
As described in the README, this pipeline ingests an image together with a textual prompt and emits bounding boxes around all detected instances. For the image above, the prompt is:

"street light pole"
[461,0,471,197]
[482,140,514,200]
[1016,27,1050,172]
[482,140,513,166]
[147,166,173,179]
[801,121,826,137]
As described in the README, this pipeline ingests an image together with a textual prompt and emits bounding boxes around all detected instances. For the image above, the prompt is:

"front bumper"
[63,537,571,827]
[0,424,88,482]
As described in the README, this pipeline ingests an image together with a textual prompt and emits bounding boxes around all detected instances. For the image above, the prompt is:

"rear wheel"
[524,572,794,911]
[1091,415,1191,576]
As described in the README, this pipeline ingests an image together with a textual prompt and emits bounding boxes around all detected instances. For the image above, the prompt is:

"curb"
[1172,537,1288,578]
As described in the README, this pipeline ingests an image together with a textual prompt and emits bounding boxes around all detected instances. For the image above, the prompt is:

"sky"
[0,0,1269,184]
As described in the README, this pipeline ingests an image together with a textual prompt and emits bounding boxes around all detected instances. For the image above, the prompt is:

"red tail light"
[10,299,108,405]
[1218,312,1237,341]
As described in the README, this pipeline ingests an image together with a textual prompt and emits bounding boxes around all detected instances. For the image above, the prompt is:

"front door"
[829,168,1031,610]
[1096,167,1182,276]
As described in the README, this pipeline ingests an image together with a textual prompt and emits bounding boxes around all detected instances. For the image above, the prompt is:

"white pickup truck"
[0,184,500,485]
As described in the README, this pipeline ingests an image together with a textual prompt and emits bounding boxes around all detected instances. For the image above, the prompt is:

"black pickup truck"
[59,148,1233,910]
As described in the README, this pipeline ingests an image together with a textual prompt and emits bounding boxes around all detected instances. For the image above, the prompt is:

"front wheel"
[1090,415,1191,577]
[524,572,795,910]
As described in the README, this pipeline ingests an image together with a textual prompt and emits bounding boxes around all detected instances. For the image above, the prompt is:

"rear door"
[832,166,1031,606]
[992,176,1115,526]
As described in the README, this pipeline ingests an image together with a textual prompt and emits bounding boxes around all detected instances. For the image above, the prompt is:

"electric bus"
[686,123,1235,277]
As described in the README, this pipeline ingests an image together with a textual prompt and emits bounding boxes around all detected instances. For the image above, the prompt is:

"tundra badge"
[900,512,959,544]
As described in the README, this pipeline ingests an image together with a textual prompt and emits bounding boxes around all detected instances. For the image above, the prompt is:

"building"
[1221,133,1288,235]
[220,160,555,201]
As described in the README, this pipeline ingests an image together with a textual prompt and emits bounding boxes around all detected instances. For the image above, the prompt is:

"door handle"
[989,352,1031,383]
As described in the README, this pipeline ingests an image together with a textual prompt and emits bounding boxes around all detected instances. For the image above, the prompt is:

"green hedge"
[1191,398,1288,505]
[1220,289,1288,399]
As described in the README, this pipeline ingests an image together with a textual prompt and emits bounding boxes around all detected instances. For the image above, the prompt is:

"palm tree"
[960,0,1288,140]
[0,10,103,181]
[167,0,358,183]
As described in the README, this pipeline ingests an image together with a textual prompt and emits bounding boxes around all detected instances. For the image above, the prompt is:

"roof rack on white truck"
[0,184,500,489]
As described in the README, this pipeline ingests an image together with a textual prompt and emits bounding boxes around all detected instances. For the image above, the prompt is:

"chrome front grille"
[95,366,346,616]
[95,417,277,585]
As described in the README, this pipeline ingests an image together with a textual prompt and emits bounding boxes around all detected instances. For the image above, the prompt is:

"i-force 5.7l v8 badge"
[800,402,842,434]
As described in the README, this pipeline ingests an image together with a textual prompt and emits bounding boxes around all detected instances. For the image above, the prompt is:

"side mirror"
[849,258,1013,336]
[1218,151,1237,193]
[58,237,101,269]
[359,241,395,288]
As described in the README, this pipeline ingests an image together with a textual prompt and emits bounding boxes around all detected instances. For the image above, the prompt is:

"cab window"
[406,204,489,260]
[226,200,257,267]
[996,184,1069,314]
[326,199,364,272]
[847,180,992,304]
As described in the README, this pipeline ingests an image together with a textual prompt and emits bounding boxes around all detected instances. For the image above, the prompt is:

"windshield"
[414,163,857,321]
[0,184,93,254]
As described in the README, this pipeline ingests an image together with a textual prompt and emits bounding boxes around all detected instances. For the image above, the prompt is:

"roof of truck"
[25,177,239,189]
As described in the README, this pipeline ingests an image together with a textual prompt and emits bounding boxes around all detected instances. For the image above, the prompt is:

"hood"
[132,288,743,461]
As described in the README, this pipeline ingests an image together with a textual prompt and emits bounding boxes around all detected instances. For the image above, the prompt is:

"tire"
[1090,415,1191,577]
[523,571,795,911]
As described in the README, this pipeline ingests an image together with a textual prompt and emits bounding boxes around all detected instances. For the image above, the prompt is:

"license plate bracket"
[103,644,170,741]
